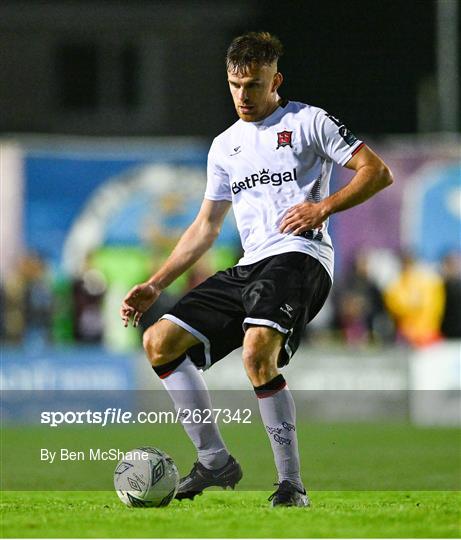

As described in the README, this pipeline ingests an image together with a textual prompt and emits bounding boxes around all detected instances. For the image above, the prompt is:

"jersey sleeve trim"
[338,140,365,166]
[204,194,232,202]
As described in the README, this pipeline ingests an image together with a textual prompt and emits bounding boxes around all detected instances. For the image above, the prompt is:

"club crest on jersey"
[276,130,293,149]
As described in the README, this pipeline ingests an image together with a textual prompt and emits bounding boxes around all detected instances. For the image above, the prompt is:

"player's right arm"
[120,198,231,327]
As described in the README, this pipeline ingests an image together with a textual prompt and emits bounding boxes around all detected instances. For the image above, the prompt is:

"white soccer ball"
[114,446,179,508]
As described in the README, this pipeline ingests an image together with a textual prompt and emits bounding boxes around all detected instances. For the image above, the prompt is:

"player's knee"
[142,323,177,367]
[243,328,282,384]
[142,325,161,366]
[242,346,275,382]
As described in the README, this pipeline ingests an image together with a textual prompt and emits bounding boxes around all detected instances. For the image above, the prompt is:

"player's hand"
[120,282,161,328]
[279,201,329,235]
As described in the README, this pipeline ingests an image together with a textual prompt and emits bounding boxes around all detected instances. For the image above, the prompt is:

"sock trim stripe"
[255,380,287,398]
[152,354,186,378]
[159,369,174,379]
[254,374,287,399]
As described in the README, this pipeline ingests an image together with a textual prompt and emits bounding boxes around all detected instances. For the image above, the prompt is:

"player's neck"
[258,96,283,122]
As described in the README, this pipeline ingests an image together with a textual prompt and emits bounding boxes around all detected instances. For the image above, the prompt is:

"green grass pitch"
[1,422,460,537]
[2,490,460,538]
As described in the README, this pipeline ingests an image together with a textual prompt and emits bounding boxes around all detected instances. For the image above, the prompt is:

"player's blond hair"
[226,31,284,73]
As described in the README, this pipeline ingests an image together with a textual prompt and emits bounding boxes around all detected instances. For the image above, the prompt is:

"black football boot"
[268,480,310,507]
[175,455,242,500]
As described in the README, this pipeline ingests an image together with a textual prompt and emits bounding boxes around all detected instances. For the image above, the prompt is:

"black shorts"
[161,252,331,370]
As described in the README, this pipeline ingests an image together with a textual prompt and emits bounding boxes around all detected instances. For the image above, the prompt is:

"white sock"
[158,356,229,469]
[255,374,304,491]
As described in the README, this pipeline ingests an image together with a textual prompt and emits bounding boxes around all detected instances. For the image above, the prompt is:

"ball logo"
[151,460,165,485]
[276,130,293,149]
[127,477,142,491]
[114,461,133,475]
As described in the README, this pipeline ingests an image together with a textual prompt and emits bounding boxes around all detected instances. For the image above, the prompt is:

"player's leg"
[242,325,307,507]
[145,269,246,499]
[143,319,230,471]
[240,252,331,506]
[143,317,199,368]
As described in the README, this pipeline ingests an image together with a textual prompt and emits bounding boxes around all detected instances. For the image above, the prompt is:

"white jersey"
[205,100,364,280]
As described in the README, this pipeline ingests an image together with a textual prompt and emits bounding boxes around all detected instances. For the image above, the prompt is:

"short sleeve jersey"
[205,100,364,280]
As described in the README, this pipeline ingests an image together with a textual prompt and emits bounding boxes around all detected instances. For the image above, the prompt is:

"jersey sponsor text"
[231,167,297,194]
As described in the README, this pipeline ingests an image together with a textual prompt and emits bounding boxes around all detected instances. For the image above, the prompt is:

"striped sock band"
[152,354,186,379]
[254,374,287,399]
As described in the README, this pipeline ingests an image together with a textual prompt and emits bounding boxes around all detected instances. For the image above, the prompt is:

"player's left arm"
[280,145,393,235]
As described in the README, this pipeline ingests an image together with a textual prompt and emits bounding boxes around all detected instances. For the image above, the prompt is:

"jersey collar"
[249,99,289,127]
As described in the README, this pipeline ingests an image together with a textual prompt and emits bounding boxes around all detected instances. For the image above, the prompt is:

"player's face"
[227,63,283,122]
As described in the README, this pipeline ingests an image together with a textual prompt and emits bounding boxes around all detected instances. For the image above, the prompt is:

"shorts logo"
[276,130,293,149]
[280,303,294,318]
[231,167,297,195]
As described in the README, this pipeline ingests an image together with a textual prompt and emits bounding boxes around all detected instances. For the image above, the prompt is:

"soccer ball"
[114,446,179,507]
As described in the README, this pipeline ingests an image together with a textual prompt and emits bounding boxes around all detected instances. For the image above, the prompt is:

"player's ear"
[272,72,283,92]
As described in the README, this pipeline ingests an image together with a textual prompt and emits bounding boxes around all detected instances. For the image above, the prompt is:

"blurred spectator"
[0,283,5,340]
[440,252,461,339]
[333,251,393,345]
[2,253,52,346]
[72,257,106,343]
[384,252,445,347]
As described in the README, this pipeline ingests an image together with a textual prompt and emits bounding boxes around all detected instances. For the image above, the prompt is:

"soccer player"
[120,31,393,507]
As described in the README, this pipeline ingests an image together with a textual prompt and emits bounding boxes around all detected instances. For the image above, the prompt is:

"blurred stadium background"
[1,0,460,462]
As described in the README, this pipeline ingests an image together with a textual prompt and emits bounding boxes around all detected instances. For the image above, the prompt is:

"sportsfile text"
[40,407,252,427]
